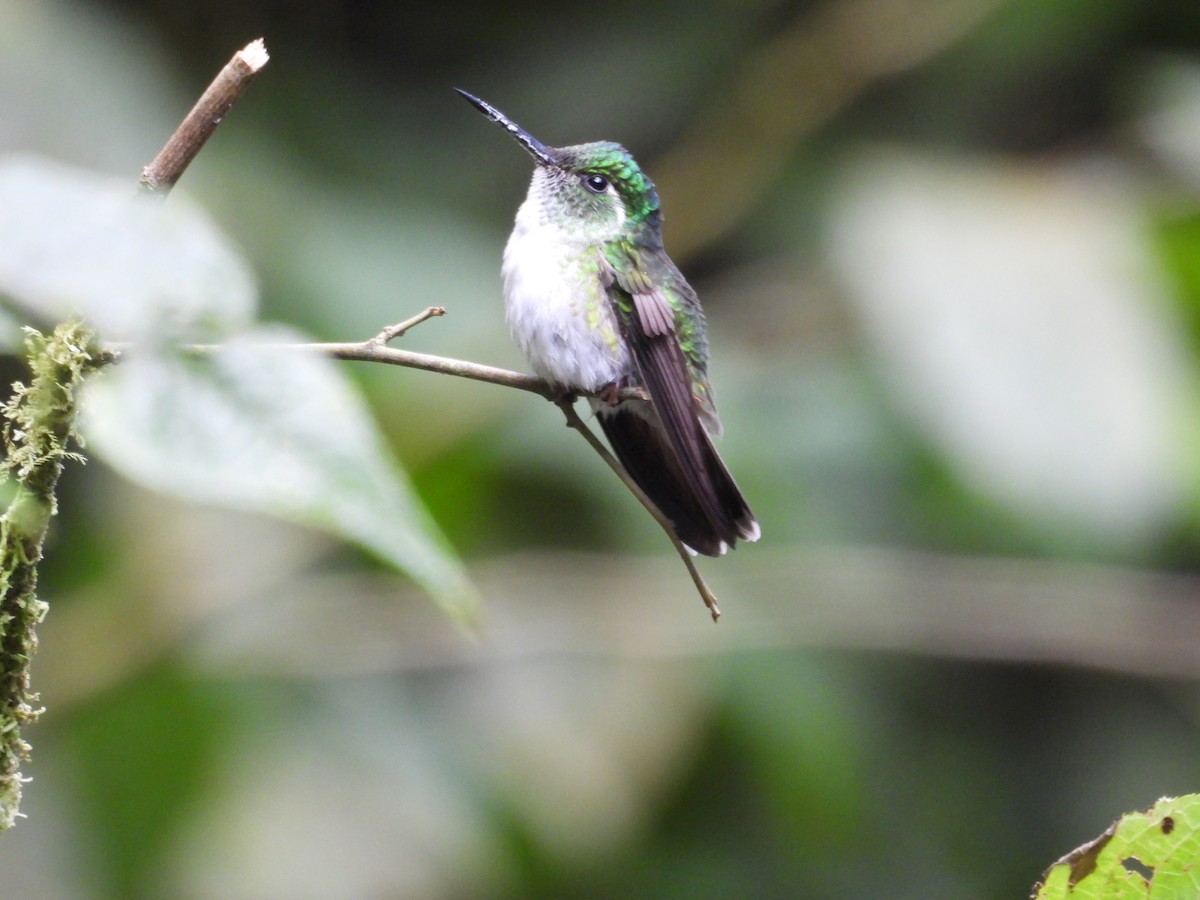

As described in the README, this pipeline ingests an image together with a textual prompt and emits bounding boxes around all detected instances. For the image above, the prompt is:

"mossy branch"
[0,321,99,830]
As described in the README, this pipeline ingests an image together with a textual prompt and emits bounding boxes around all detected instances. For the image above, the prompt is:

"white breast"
[501,195,628,391]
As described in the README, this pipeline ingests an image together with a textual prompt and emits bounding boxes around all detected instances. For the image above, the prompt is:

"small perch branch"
[192,311,650,404]
[366,307,447,347]
[140,38,270,197]
[317,317,716,618]
[326,319,715,616]
[165,310,716,617]
[329,326,718,618]
[554,399,722,621]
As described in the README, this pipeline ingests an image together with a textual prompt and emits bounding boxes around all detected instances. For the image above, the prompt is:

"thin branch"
[366,306,446,347]
[254,340,547,396]
[336,328,713,617]
[167,315,713,616]
[554,399,721,621]
[140,38,270,197]
[198,330,651,404]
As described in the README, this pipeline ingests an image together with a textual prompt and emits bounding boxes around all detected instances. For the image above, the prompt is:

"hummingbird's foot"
[546,382,580,404]
[597,380,623,407]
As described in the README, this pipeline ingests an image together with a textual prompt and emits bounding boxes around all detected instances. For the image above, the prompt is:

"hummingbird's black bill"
[456,89,557,167]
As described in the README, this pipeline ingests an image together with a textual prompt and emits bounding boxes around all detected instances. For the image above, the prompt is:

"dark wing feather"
[633,291,675,337]
[603,248,756,553]
[597,407,727,556]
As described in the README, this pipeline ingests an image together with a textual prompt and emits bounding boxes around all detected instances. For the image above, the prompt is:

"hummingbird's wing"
[601,247,757,554]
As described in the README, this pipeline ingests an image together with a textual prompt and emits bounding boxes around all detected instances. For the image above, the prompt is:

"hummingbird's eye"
[583,174,609,194]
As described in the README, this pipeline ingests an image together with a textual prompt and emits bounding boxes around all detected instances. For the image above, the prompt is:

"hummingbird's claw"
[597,381,623,407]
[545,382,579,404]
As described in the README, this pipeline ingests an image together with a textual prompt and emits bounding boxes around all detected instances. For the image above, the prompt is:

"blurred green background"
[5,0,1200,896]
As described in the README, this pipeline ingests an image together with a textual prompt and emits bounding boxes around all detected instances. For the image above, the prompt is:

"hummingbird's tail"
[596,402,759,557]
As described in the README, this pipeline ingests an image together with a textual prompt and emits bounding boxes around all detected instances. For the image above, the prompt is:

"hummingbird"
[458,90,759,556]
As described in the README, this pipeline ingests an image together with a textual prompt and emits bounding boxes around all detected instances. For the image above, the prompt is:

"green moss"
[0,321,99,830]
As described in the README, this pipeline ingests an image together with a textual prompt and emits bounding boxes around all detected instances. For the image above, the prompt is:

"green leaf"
[82,328,478,622]
[1033,795,1200,898]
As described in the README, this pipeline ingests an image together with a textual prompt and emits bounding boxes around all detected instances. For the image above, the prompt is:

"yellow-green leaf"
[1034,795,1200,899]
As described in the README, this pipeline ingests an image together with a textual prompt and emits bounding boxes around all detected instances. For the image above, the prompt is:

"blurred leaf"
[1034,795,1200,898]
[82,329,477,621]
[830,150,1200,546]
[0,155,474,619]
[0,155,254,340]
[1135,56,1200,193]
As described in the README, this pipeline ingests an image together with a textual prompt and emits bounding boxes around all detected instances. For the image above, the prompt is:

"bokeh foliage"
[3,0,1200,896]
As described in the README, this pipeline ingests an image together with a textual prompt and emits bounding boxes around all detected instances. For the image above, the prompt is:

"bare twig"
[238,337,651,404]
[366,307,446,347]
[554,399,721,621]
[140,38,270,197]
[166,317,713,616]
[349,315,717,617]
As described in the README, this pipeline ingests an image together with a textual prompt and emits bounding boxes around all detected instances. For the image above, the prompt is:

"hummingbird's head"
[458,90,660,241]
